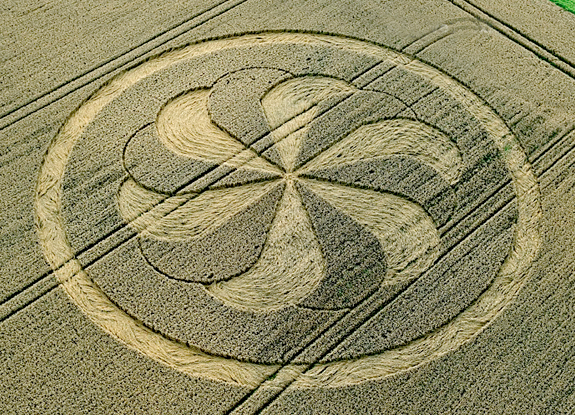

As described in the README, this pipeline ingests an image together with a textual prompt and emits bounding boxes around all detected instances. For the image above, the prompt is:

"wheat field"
[2,1,575,414]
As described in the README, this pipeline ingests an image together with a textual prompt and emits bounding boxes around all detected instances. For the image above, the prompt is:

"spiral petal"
[118,178,282,241]
[300,118,462,185]
[138,181,285,283]
[300,178,440,281]
[206,180,325,311]
[157,88,280,173]
[260,76,356,172]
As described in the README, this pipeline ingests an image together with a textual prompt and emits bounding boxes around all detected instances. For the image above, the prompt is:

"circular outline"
[35,32,541,389]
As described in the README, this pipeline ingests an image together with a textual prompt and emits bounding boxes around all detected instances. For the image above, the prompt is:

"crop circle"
[36,32,540,388]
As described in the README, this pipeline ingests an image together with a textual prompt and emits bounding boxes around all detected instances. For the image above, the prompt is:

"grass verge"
[550,0,575,14]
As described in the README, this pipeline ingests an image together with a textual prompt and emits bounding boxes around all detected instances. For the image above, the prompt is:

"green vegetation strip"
[550,0,575,13]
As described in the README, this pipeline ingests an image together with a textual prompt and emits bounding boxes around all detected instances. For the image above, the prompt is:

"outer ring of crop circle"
[35,32,541,389]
